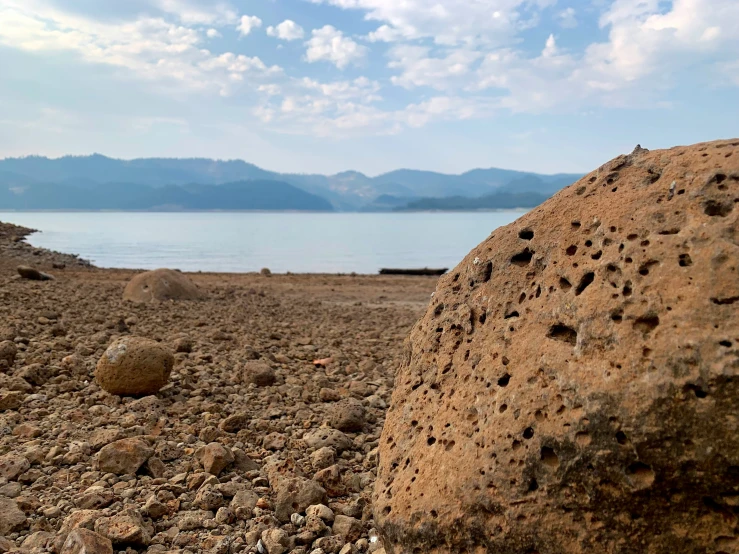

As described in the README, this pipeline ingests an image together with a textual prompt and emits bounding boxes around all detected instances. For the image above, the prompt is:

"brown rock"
[302,428,353,453]
[17,265,54,280]
[0,454,30,481]
[220,413,249,433]
[0,390,23,411]
[21,531,54,550]
[95,336,174,396]
[197,442,234,476]
[374,139,739,553]
[61,528,113,554]
[173,337,193,353]
[17,363,52,386]
[261,528,288,554]
[319,387,341,402]
[242,360,276,387]
[123,268,205,302]
[94,508,151,546]
[97,438,153,475]
[328,398,366,432]
[332,515,363,542]
[275,477,327,522]
[230,489,259,514]
[0,340,16,367]
[0,496,26,534]
[194,485,224,510]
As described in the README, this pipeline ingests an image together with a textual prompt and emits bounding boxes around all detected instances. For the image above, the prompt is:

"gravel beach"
[0,220,436,554]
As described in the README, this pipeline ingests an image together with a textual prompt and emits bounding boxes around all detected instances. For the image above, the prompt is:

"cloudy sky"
[0,0,737,175]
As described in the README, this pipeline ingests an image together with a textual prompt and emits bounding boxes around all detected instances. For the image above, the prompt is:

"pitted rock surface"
[374,139,739,554]
[95,336,174,396]
[123,268,205,302]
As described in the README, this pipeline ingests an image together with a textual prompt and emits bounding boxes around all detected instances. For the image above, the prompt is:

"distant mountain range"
[0,155,583,211]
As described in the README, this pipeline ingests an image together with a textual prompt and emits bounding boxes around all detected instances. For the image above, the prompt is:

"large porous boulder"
[95,337,174,396]
[123,268,205,302]
[374,139,739,553]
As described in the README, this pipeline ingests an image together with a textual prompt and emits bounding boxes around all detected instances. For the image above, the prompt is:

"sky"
[0,0,737,176]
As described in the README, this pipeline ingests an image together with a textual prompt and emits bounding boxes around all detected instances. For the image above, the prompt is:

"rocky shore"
[0,221,436,554]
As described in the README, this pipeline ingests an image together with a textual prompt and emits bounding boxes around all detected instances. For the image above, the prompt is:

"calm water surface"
[0,211,527,274]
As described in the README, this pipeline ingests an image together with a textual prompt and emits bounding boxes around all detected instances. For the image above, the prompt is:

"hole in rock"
[626,462,655,488]
[481,262,493,282]
[547,324,577,345]
[572,221,581,228]
[566,245,578,256]
[527,478,539,492]
[633,315,660,334]
[499,404,508,413]
[616,431,629,445]
[523,427,534,439]
[704,200,733,217]
[710,173,727,185]
[575,272,595,296]
[712,296,739,305]
[504,311,519,320]
[679,254,693,267]
[638,260,659,276]
[511,249,534,266]
[684,384,708,398]
[541,447,559,468]
[519,229,534,240]
[720,340,732,347]
[658,228,680,235]
[591,251,602,260]
[427,437,437,446]
[498,374,511,387]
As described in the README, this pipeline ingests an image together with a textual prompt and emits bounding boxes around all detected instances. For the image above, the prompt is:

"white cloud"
[557,7,577,28]
[266,20,305,41]
[309,0,555,46]
[388,45,481,89]
[206,28,222,38]
[367,24,403,42]
[541,34,557,57]
[305,25,367,69]
[0,0,281,97]
[237,15,262,36]
[154,0,238,25]
[379,0,739,116]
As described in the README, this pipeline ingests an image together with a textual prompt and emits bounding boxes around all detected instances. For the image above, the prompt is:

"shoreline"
[0,220,445,278]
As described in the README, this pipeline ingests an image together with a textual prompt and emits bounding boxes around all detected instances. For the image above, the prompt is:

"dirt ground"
[0,221,437,554]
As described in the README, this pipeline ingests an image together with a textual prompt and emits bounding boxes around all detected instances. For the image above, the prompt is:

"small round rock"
[95,336,174,396]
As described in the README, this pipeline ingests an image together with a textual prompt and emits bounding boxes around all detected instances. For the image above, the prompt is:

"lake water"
[0,211,527,274]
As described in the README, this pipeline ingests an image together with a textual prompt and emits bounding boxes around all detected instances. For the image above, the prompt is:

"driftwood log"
[379,268,448,276]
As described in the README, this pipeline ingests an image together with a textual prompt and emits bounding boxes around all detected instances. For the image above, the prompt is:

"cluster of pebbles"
[0,222,434,554]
